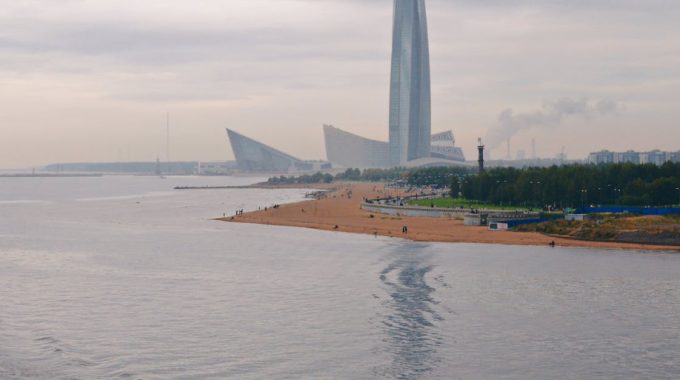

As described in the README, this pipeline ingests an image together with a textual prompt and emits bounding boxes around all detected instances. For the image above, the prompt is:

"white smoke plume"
[485,98,623,149]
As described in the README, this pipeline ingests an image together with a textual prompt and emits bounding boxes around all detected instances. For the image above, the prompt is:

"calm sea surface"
[1,176,679,379]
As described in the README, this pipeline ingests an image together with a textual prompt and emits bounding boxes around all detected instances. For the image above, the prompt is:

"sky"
[1,0,679,168]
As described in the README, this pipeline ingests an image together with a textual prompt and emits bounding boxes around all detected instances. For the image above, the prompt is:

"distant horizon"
[9,149,680,172]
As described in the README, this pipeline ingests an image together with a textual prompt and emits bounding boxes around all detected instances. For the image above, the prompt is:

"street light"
[496,180,508,206]
[676,187,680,206]
[580,188,588,209]
[454,175,467,200]
[613,188,622,205]
[530,180,542,208]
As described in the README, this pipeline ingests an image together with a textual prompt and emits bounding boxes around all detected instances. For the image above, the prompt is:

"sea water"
[1,176,679,379]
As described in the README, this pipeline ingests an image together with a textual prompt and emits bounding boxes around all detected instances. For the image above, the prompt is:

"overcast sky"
[1,0,679,168]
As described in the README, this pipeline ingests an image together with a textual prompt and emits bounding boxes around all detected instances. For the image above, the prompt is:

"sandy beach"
[220,182,680,251]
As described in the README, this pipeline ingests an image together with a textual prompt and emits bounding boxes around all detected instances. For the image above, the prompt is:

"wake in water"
[375,243,446,379]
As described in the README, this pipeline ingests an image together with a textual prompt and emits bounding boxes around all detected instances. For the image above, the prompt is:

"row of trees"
[334,168,409,182]
[453,163,680,208]
[267,168,407,184]
[407,167,472,188]
[268,172,334,184]
[268,167,474,186]
[267,162,680,207]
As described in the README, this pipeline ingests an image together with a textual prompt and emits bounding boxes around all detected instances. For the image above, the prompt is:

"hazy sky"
[1,0,679,168]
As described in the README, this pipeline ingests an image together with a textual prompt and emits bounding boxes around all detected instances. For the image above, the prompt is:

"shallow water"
[1,176,679,379]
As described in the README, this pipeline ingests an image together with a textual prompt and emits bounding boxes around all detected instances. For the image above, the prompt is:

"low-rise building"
[640,150,667,166]
[615,150,640,164]
[589,149,679,165]
[588,150,615,164]
[197,161,237,176]
[667,151,680,163]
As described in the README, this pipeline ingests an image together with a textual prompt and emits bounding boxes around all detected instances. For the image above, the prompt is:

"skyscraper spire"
[389,0,432,166]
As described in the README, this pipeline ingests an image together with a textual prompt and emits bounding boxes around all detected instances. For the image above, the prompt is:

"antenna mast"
[166,112,170,163]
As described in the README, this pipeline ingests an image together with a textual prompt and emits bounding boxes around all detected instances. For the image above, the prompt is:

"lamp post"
[580,188,588,209]
[496,180,508,206]
[455,175,467,200]
[676,187,680,206]
[530,180,541,209]
[613,188,622,205]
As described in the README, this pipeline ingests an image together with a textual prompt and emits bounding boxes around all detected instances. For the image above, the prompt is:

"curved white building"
[323,125,390,168]
[324,125,466,168]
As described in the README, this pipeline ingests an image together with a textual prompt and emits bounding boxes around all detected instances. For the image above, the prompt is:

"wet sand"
[220,182,680,252]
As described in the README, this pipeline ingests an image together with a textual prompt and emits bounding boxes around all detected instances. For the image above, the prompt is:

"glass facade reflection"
[389,0,432,166]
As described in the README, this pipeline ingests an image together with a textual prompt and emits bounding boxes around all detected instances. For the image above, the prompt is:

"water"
[1,176,679,379]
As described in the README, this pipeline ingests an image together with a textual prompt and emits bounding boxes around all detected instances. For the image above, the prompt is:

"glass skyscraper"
[389,0,432,166]
[230,0,466,172]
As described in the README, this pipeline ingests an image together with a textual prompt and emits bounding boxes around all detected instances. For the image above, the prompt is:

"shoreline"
[218,182,680,252]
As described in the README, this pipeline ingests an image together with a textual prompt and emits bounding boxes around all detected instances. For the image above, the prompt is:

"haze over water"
[1,176,680,379]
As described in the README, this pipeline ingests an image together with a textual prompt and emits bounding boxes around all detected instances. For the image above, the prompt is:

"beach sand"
[220,182,680,251]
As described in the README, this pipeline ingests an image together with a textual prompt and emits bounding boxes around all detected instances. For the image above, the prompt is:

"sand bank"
[220,182,680,252]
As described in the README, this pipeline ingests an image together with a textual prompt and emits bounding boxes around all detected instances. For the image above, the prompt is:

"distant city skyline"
[1,0,679,168]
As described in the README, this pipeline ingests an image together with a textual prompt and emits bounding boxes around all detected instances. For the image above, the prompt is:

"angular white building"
[227,129,309,172]
[389,0,432,166]
[430,131,466,162]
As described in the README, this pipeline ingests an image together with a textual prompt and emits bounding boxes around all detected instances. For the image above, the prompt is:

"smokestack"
[506,139,511,160]
[478,138,485,173]
[532,138,536,159]
[485,98,622,151]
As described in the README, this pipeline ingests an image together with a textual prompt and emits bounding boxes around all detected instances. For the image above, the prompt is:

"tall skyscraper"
[389,0,432,166]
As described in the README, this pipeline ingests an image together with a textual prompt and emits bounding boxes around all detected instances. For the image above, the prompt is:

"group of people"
[234,203,285,217]
[255,204,282,212]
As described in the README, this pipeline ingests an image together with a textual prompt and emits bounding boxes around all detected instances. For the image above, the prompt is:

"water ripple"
[376,243,445,379]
